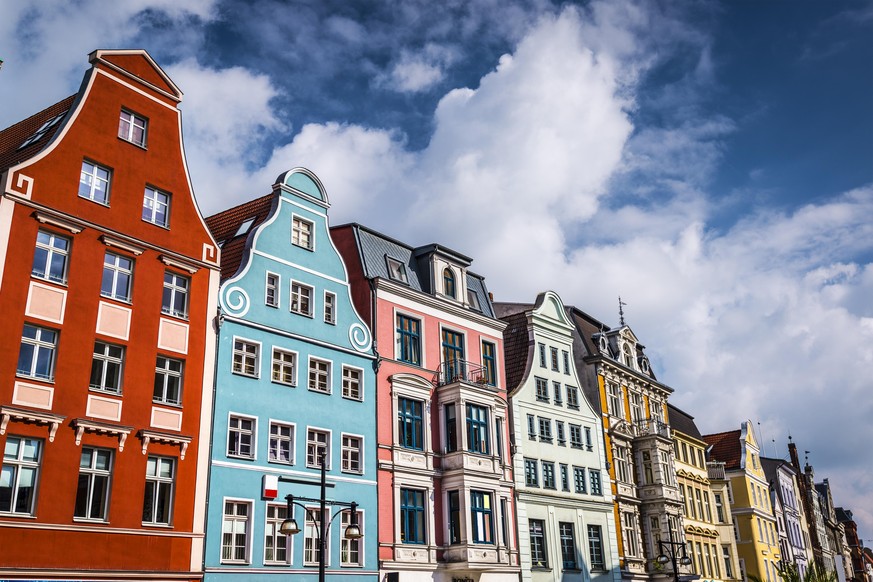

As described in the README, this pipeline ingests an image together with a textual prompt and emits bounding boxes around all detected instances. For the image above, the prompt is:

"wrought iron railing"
[635,418,670,439]
[432,359,490,387]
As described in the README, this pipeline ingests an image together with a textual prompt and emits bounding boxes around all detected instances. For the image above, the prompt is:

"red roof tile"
[0,95,75,173]
[205,193,276,280]
[704,430,742,470]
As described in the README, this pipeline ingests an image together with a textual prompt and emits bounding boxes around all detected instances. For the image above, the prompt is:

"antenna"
[618,296,627,326]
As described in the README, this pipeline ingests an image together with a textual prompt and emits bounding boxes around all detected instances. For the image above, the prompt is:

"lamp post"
[278,452,362,582]
[657,529,693,582]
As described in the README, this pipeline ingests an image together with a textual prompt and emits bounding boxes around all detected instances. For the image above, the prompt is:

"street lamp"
[278,452,362,582]
[657,530,693,582]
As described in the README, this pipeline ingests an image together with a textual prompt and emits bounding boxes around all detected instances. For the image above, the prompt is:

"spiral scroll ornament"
[348,323,372,352]
[222,286,250,317]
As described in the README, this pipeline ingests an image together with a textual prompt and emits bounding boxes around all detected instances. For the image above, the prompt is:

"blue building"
[203,168,378,581]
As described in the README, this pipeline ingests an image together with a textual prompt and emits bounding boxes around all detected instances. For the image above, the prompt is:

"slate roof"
[337,222,496,319]
[0,95,75,173]
[667,404,703,440]
[761,456,791,486]
[205,192,276,280]
[494,304,534,394]
[703,430,742,470]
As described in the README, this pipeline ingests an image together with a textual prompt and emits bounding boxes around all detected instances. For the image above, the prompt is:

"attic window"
[386,257,408,283]
[443,268,456,299]
[18,112,66,150]
[622,343,634,368]
[234,218,256,238]
[467,289,481,312]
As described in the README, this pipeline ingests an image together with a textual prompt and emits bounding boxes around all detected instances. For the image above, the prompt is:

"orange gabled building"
[0,50,220,580]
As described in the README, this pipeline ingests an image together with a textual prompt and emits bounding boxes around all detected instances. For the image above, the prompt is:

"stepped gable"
[704,429,742,469]
[0,95,75,172]
[205,192,275,280]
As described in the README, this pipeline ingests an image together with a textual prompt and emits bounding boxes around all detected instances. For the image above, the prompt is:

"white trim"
[270,346,299,387]
[267,418,296,466]
[379,285,505,337]
[340,431,365,475]
[289,279,315,318]
[265,270,281,308]
[25,281,67,325]
[219,496,254,565]
[340,363,365,403]
[210,459,377,486]
[34,211,83,234]
[323,289,337,325]
[290,212,316,251]
[160,254,199,274]
[226,411,258,461]
[101,234,145,255]
[305,425,333,470]
[263,499,294,565]
[231,335,262,379]
[306,355,333,395]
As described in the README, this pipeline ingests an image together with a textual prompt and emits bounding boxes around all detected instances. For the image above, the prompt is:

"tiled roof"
[761,456,791,485]
[492,302,530,319]
[0,95,75,173]
[205,193,276,280]
[497,308,533,394]
[667,404,703,440]
[703,430,742,470]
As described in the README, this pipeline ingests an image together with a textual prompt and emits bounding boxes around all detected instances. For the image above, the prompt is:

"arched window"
[622,343,634,368]
[443,268,456,299]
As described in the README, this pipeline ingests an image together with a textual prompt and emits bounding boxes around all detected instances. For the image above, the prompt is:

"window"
[271,348,296,386]
[550,346,559,371]
[222,501,251,563]
[269,422,293,464]
[566,385,579,408]
[466,404,489,454]
[574,467,586,493]
[17,324,57,381]
[445,403,457,452]
[553,382,564,406]
[291,282,313,316]
[161,272,189,318]
[607,381,623,417]
[722,545,733,578]
[79,160,111,204]
[530,519,548,567]
[623,512,638,556]
[304,507,325,565]
[495,417,505,463]
[569,424,583,448]
[615,445,630,482]
[538,343,547,367]
[629,391,643,422]
[524,459,539,487]
[32,230,70,283]
[467,289,481,311]
[715,493,725,523]
[481,341,497,386]
[560,464,570,491]
[306,429,330,468]
[441,329,465,379]
[308,358,331,393]
[584,427,593,451]
[590,469,602,495]
[396,314,421,365]
[142,456,174,525]
[538,417,552,443]
[560,522,577,569]
[556,421,566,445]
[232,339,259,377]
[341,434,362,474]
[1,436,41,515]
[562,350,570,374]
[341,508,363,566]
[448,490,461,544]
[228,416,255,459]
[642,452,653,485]
[292,216,314,249]
[324,291,336,324]
[398,398,423,450]
[542,461,556,489]
[535,377,549,401]
[527,414,536,439]
[19,112,65,149]
[153,356,183,405]
[342,366,362,400]
[265,504,290,564]
[400,488,426,544]
[265,273,280,307]
[119,109,147,146]
[588,525,604,570]
[89,342,124,393]
[386,257,408,283]
[101,252,133,302]
[74,447,112,520]
[470,490,493,544]
[443,268,456,298]
[142,187,170,227]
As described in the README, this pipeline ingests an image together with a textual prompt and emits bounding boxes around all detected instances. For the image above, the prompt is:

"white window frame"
[119,109,147,147]
[101,251,134,302]
[17,324,58,381]
[323,290,336,325]
[232,337,260,378]
[385,256,408,283]
[142,186,170,228]
[341,432,364,474]
[271,347,297,386]
[290,281,314,317]
[79,160,111,205]
[1,436,42,516]
[32,229,71,284]
[264,502,292,564]
[220,498,253,564]
[341,365,363,401]
[268,420,295,465]
[74,446,113,521]
[154,356,183,405]
[308,357,331,394]
[227,413,257,460]
[291,215,314,250]
[265,272,280,308]
[142,455,175,525]
[341,508,364,566]
[161,271,189,319]
[306,427,331,469]
[304,505,328,566]
[89,341,125,394]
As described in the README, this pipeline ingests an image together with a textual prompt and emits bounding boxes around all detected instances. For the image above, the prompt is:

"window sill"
[308,388,332,395]
[271,380,297,388]
[89,387,123,397]
[118,136,148,150]
[290,310,314,318]
[341,470,364,476]
[15,373,54,384]
[0,512,37,519]
[152,399,183,409]
[231,371,260,379]
[160,310,189,322]
[227,454,256,461]
[73,517,109,524]
[141,522,174,529]
[142,219,170,231]
[268,459,294,466]
[31,275,68,288]
[99,293,132,305]
[341,395,363,402]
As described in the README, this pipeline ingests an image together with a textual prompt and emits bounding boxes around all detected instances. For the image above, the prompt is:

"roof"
[205,193,276,280]
[761,456,792,484]
[499,308,533,393]
[493,302,531,319]
[667,404,703,440]
[703,430,742,470]
[0,95,75,173]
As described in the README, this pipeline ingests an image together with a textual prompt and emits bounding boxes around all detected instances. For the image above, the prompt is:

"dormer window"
[622,343,634,368]
[466,289,480,312]
[443,268,456,299]
[386,257,408,283]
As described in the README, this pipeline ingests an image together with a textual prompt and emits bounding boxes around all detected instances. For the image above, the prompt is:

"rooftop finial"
[618,296,627,326]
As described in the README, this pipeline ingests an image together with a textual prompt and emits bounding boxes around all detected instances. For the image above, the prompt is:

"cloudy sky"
[2,0,871,539]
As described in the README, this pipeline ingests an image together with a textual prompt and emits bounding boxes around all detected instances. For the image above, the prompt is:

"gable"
[91,50,181,101]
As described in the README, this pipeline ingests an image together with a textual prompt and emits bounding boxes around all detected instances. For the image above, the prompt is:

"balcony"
[432,359,492,388]
[635,418,670,439]
[707,461,726,480]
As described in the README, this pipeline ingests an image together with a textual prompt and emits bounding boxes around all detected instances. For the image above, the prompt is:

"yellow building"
[704,422,782,582]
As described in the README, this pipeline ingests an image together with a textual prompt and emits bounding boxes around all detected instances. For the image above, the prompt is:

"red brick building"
[0,50,220,580]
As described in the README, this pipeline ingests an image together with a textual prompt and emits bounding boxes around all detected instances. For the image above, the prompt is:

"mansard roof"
[704,430,742,470]
[205,193,275,280]
[667,404,703,441]
[0,95,75,173]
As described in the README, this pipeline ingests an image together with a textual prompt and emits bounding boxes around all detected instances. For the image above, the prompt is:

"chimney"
[788,440,800,471]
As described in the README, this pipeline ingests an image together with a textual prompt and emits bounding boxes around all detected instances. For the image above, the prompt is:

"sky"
[2,0,872,543]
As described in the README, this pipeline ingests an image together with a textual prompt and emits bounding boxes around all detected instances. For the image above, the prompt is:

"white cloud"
[383,43,458,93]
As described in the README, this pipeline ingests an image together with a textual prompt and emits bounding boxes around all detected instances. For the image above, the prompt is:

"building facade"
[495,292,619,582]
[0,50,220,580]
[202,170,378,580]
[707,460,743,582]
[332,224,519,581]
[704,423,781,582]
[762,457,811,580]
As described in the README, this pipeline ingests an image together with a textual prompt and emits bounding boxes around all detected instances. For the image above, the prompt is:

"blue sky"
[2,0,872,540]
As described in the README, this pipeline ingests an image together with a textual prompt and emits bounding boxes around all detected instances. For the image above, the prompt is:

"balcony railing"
[634,418,670,439]
[707,461,726,480]
[432,359,490,388]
